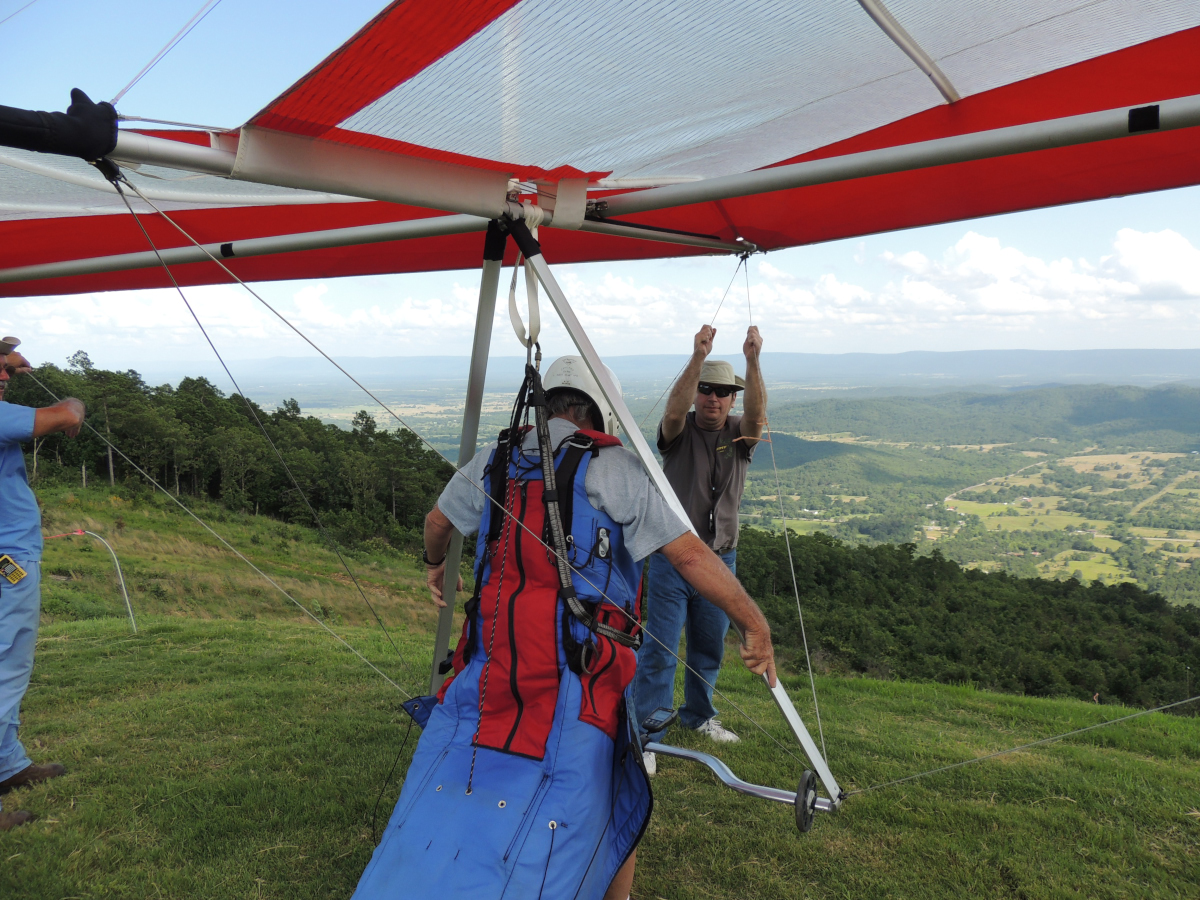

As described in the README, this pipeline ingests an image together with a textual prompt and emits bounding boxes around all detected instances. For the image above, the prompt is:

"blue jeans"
[633,549,735,742]
[0,561,40,810]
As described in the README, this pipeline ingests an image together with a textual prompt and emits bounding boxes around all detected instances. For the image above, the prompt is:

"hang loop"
[507,206,543,352]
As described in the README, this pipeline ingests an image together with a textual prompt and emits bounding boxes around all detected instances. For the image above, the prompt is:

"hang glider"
[4,0,1200,832]
[2,1,1200,298]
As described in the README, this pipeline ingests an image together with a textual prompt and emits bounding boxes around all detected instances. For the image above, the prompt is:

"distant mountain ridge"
[768,382,1200,449]
[139,348,1200,405]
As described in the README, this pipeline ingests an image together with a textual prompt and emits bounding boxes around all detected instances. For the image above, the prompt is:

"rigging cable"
[744,258,829,761]
[637,256,746,432]
[105,180,811,768]
[845,693,1200,796]
[22,370,411,698]
[106,171,410,674]
[0,0,41,28]
[112,0,225,105]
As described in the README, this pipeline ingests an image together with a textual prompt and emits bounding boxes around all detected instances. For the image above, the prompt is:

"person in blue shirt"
[0,337,86,832]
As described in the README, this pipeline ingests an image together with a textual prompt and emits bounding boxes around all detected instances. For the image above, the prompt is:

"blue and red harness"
[352,428,652,900]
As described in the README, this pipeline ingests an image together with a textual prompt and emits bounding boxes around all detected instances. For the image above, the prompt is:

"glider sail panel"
[335,0,1198,181]
[2,3,1200,297]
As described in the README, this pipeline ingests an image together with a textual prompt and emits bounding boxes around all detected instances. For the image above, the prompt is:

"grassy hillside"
[3,617,1196,899]
[2,486,1195,897]
[36,485,443,633]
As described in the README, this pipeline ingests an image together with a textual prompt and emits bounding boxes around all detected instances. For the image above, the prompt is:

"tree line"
[6,354,453,548]
[736,528,1200,710]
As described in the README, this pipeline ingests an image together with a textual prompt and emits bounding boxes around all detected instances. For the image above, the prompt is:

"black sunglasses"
[697,383,735,398]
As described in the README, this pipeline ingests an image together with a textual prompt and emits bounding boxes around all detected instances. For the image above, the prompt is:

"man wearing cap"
[634,324,766,765]
[0,338,86,831]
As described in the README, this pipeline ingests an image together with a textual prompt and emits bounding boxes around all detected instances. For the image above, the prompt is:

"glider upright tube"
[428,222,508,694]
[505,219,696,537]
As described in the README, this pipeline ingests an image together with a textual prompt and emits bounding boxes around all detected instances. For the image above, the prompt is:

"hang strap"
[508,202,544,349]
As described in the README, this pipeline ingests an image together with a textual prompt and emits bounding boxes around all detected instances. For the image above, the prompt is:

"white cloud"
[1107,228,1200,298]
[5,226,1200,369]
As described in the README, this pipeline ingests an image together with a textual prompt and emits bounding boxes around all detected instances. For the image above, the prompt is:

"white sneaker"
[694,718,740,743]
[642,751,657,776]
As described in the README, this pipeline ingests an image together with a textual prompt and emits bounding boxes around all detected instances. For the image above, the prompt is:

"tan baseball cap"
[0,337,19,355]
[698,359,745,390]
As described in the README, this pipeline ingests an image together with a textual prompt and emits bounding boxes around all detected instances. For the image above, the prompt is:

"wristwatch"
[422,549,446,567]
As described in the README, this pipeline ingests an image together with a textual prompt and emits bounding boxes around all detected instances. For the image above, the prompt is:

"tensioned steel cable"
[845,693,1200,796]
[111,179,809,767]
[0,0,41,28]
[108,174,410,674]
[23,370,412,698]
[636,255,747,433]
[112,0,225,104]
[744,261,828,761]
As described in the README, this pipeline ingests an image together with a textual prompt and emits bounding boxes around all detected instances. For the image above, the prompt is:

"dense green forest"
[11,358,1200,711]
[767,383,1200,449]
[737,529,1199,709]
[6,354,452,548]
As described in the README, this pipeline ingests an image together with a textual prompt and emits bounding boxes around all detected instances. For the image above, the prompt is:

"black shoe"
[0,810,35,831]
[0,763,66,793]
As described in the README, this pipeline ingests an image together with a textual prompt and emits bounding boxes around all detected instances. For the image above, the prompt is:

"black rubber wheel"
[795,770,817,833]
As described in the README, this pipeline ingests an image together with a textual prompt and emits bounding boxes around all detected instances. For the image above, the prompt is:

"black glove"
[0,88,118,161]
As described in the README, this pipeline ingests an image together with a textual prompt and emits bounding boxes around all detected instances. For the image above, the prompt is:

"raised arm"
[740,326,766,443]
[661,325,715,445]
[660,531,776,685]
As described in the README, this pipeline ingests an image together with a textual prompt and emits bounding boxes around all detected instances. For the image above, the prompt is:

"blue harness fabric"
[352,430,651,900]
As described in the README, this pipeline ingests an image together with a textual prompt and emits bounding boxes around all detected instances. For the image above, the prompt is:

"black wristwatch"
[422,549,447,567]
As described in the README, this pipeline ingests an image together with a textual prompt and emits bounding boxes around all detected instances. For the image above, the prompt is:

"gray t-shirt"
[657,411,754,551]
[438,417,688,563]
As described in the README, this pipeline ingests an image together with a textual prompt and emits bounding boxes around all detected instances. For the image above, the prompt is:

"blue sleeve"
[0,402,35,446]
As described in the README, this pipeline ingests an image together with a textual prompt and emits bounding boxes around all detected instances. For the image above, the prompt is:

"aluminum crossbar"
[0,214,487,285]
[598,93,1200,218]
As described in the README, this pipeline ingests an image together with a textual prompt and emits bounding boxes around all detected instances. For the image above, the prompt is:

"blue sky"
[2,0,1199,369]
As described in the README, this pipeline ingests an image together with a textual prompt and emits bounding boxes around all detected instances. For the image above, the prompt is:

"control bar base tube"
[767,675,842,807]
[645,742,836,814]
[428,222,507,694]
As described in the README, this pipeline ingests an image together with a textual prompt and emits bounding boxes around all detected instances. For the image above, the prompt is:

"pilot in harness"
[352,353,658,900]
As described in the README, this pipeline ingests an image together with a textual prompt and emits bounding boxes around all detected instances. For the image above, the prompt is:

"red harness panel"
[472,479,562,760]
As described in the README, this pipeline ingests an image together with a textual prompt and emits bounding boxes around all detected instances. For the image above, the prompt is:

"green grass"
[4,617,1197,899]
[36,486,442,633]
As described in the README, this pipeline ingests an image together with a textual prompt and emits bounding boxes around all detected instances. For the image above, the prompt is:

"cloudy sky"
[2,0,1199,370]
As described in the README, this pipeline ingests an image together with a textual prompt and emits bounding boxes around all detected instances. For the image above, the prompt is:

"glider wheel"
[795,770,817,833]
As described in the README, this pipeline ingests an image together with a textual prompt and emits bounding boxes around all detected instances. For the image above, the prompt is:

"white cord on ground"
[847,693,1200,796]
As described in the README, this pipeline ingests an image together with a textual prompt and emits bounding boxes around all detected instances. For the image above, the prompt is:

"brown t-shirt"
[657,411,755,551]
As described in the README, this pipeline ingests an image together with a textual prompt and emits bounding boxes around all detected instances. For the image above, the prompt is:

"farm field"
[939,451,1200,603]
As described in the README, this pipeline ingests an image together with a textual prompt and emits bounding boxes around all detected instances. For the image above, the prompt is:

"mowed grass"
[36,487,442,632]
[3,617,1198,899]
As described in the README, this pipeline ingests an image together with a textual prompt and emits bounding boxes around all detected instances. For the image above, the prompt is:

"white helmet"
[542,355,622,436]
